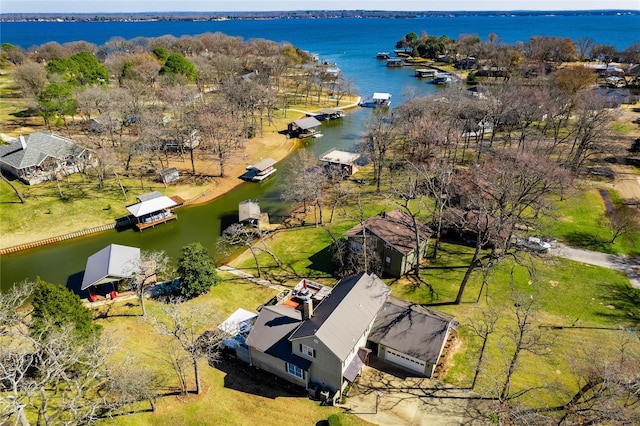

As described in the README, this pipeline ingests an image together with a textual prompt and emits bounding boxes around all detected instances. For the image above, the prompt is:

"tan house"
[343,209,432,278]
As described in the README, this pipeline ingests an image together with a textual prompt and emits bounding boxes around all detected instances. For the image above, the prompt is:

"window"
[350,241,362,252]
[286,362,303,379]
[385,256,391,265]
[301,344,316,358]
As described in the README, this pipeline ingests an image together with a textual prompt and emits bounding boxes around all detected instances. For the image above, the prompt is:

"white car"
[516,236,551,253]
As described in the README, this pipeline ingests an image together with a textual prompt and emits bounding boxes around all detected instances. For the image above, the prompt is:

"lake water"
[1,13,639,291]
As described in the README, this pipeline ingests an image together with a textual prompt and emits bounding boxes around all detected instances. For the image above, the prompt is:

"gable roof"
[239,200,261,222]
[249,157,276,171]
[289,273,390,362]
[293,116,322,130]
[368,297,455,363]
[0,131,88,170]
[343,209,432,255]
[126,196,178,217]
[245,304,312,370]
[81,244,140,290]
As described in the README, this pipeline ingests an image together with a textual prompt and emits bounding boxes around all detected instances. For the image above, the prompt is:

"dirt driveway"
[340,359,491,426]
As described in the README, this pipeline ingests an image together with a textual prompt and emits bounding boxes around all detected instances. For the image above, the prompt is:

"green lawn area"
[540,187,640,256]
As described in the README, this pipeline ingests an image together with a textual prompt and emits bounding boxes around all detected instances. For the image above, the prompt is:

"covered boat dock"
[126,191,178,230]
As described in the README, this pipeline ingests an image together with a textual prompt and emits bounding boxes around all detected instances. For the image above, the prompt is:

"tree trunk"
[0,171,25,203]
[471,336,489,390]
[193,357,201,395]
[455,242,482,304]
[139,286,147,316]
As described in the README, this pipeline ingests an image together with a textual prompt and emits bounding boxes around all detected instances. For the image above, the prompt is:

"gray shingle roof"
[289,273,390,362]
[245,305,312,370]
[0,131,87,170]
[368,297,455,363]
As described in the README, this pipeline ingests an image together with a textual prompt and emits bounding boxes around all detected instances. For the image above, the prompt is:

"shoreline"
[0,99,361,254]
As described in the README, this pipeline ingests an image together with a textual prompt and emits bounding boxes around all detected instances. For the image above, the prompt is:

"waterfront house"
[0,131,93,185]
[343,209,432,278]
[287,116,322,139]
[81,244,140,301]
[244,274,390,402]
[367,297,457,377]
[126,191,178,230]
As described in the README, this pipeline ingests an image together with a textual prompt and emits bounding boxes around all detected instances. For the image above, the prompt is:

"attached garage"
[367,297,456,377]
[383,348,427,374]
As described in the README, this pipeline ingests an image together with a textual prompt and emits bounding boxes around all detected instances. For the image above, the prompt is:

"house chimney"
[303,299,313,320]
[19,135,26,150]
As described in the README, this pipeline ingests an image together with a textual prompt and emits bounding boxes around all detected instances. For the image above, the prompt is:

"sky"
[1,0,639,14]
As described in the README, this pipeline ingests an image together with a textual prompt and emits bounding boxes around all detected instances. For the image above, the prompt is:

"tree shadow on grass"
[307,243,338,276]
[562,231,615,254]
[596,282,640,328]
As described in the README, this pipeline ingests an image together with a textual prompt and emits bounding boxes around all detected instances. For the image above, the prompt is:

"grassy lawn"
[540,187,640,255]
[91,277,371,426]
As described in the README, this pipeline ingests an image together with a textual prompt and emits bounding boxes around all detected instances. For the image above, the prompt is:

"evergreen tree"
[160,53,197,81]
[30,278,101,340]
[177,243,219,299]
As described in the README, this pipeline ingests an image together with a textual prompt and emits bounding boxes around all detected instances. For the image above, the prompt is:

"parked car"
[515,236,552,253]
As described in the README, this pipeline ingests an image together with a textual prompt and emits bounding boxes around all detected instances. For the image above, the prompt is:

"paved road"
[549,243,640,289]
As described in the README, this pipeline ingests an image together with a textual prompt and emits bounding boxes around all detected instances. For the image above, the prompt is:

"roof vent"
[19,135,26,150]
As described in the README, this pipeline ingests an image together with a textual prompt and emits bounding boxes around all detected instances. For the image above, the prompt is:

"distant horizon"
[1,0,638,14]
[2,9,639,15]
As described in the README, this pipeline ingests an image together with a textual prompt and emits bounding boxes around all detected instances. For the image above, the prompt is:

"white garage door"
[384,348,426,373]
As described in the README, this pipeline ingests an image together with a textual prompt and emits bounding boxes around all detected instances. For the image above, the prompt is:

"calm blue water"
[1,14,639,290]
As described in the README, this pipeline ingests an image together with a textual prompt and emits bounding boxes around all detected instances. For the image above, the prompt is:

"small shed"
[239,200,261,225]
[319,148,362,176]
[287,116,322,138]
[159,167,179,184]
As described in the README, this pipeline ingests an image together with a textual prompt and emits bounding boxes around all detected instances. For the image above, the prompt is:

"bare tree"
[197,102,244,177]
[467,302,499,390]
[497,291,550,404]
[280,150,329,226]
[359,113,399,193]
[126,251,172,317]
[218,224,281,278]
[13,61,48,98]
[146,300,224,395]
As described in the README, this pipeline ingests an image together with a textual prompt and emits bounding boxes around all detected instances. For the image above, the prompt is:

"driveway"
[549,243,640,289]
[340,359,491,426]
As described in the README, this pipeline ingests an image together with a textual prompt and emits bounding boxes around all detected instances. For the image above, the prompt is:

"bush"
[327,413,358,426]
